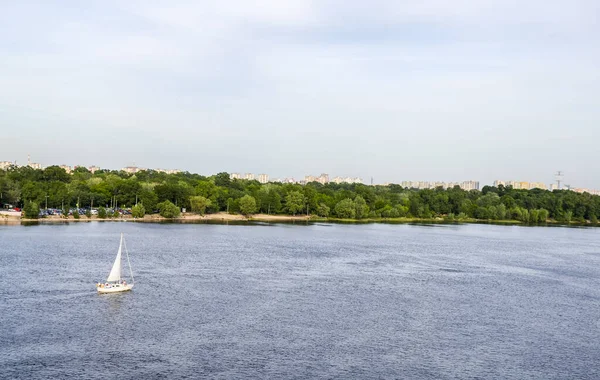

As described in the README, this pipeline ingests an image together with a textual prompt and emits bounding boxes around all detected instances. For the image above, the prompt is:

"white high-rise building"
[316,173,329,184]
[460,181,480,191]
[258,174,269,184]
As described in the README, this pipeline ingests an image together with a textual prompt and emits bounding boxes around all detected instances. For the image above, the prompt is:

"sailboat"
[96,233,134,294]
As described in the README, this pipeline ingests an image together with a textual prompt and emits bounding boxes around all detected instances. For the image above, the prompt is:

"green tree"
[189,195,211,215]
[285,191,305,216]
[85,209,92,218]
[42,166,71,182]
[335,198,356,219]
[239,195,257,217]
[157,200,180,218]
[496,204,507,220]
[98,206,107,219]
[538,208,549,223]
[73,209,80,219]
[23,201,39,219]
[530,209,539,224]
[317,203,330,217]
[62,207,70,218]
[132,204,146,218]
[354,195,370,219]
[214,172,231,187]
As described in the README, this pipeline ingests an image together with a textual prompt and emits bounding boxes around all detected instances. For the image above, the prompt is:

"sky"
[1,1,599,187]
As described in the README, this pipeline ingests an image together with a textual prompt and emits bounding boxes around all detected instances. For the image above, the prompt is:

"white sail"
[106,234,123,282]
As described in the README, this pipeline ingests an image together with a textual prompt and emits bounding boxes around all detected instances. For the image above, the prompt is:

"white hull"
[97,284,134,294]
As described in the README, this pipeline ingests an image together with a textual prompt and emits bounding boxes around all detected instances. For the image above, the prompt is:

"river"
[1,222,599,379]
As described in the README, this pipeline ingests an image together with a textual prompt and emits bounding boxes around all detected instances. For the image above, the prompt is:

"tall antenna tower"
[555,171,564,190]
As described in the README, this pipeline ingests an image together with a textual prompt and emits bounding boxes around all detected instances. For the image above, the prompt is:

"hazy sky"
[1,1,599,187]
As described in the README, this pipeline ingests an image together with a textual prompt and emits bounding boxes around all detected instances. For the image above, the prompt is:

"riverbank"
[10,212,311,224]
[4,212,596,227]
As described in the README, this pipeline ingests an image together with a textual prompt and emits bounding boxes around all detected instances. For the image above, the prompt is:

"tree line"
[1,165,599,224]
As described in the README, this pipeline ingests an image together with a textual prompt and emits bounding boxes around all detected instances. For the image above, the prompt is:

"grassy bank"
[10,212,598,227]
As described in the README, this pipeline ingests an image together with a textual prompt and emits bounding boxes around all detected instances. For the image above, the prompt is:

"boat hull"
[97,284,134,294]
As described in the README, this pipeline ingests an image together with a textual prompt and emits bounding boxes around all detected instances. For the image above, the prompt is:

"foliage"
[23,201,39,219]
[2,166,600,223]
[335,198,356,219]
[317,203,330,217]
[239,195,257,216]
[354,196,369,219]
[85,209,92,218]
[189,195,211,215]
[73,210,80,219]
[98,206,107,219]
[285,191,305,216]
[132,204,146,218]
[62,207,70,218]
[157,200,180,218]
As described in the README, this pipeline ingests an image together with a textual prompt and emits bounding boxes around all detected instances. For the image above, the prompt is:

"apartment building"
[258,174,269,184]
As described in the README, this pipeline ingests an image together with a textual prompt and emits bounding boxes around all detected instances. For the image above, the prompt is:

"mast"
[123,233,135,285]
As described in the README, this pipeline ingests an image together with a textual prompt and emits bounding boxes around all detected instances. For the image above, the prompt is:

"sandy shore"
[14,212,312,223]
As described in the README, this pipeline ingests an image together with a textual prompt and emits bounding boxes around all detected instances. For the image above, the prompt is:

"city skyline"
[1,1,599,190]
[3,154,599,193]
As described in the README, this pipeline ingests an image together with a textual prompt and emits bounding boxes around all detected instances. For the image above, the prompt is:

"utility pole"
[45,194,48,210]
[135,194,138,206]
[555,171,564,190]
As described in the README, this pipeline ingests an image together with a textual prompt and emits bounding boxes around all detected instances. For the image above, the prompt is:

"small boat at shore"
[96,233,134,294]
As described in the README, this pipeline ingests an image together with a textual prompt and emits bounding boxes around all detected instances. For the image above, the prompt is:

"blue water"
[1,222,599,379]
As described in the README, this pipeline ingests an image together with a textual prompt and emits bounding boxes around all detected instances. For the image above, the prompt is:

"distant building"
[316,173,329,184]
[530,182,547,190]
[332,176,362,184]
[258,174,269,184]
[460,181,479,191]
[497,180,547,190]
[230,173,241,180]
[304,175,316,183]
[122,166,142,174]
[244,173,255,181]
[88,165,100,173]
[59,165,72,174]
[0,161,13,170]
[155,168,180,174]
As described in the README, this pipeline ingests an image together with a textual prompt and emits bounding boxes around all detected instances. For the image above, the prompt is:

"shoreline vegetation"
[2,166,600,227]
[1,212,597,227]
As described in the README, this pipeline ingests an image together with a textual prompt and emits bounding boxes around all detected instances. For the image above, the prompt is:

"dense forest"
[1,165,599,224]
